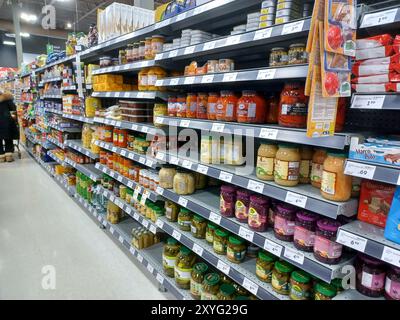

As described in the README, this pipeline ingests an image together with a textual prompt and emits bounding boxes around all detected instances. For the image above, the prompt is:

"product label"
[235,200,248,220]
[256,264,273,282]
[271,273,289,294]
[290,284,310,300]
[226,103,234,118]
[274,215,295,236]
[175,267,192,283]
[248,207,267,229]
[213,241,226,254]
[227,247,246,262]
[314,235,343,259]
[275,160,300,181]
[385,277,400,300]
[162,254,177,269]
[208,103,216,115]
[201,292,217,300]
[300,160,311,179]
[361,271,385,291]
[205,231,214,244]
[311,163,323,183]
[220,195,234,217]
[191,225,197,234]
[281,103,307,116]
[190,280,203,298]
[294,226,315,248]
[178,219,192,228]
[321,170,337,195]
[139,75,148,86]
[257,156,274,177]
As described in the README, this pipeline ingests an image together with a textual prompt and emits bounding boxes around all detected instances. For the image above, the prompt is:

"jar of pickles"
[206,223,217,245]
[191,262,208,299]
[201,273,220,300]
[178,208,193,232]
[227,236,246,264]
[288,43,307,65]
[217,284,236,300]
[314,282,337,300]
[272,261,295,295]
[173,169,195,195]
[162,238,180,277]
[191,215,207,239]
[269,47,288,67]
[256,251,277,283]
[213,229,229,255]
[175,247,196,289]
[274,203,297,242]
[289,271,312,300]
[165,200,179,222]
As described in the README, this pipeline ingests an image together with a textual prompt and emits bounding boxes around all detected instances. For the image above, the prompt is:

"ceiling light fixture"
[5,32,30,38]
[3,41,16,46]
[66,22,72,29]
[20,12,38,23]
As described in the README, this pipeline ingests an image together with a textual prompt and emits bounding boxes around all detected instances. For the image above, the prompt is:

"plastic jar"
[248,195,270,232]
[173,169,195,195]
[314,218,343,264]
[138,68,150,91]
[256,251,277,283]
[165,200,179,222]
[314,282,337,300]
[213,229,229,255]
[256,144,278,181]
[162,238,180,277]
[311,149,327,188]
[216,91,237,122]
[278,83,308,128]
[272,261,295,295]
[196,93,208,119]
[217,284,236,300]
[235,189,252,223]
[321,152,352,202]
[220,185,237,218]
[294,211,319,252]
[237,91,267,124]
[186,93,197,118]
[175,246,196,290]
[274,202,297,242]
[201,273,220,300]
[191,215,207,239]
[269,47,288,67]
[178,208,193,232]
[207,92,219,120]
[147,67,167,91]
[356,254,386,298]
[299,147,313,184]
[266,95,279,124]
[206,223,217,245]
[190,262,208,300]
[385,266,400,300]
[289,271,312,300]
[159,165,176,189]
[176,95,187,118]
[151,35,165,58]
[227,236,247,264]
[274,144,301,187]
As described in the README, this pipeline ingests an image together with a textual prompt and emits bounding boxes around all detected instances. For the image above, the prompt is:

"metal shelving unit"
[63,113,94,124]
[47,136,65,149]
[65,140,99,160]
[91,91,169,101]
[47,151,69,167]
[94,117,160,136]
[45,108,63,115]
[42,94,63,99]
[351,94,400,110]
[61,85,77,91]
[40,77,62,84]
[92,60,156,75]
[63,157,101,181]
[47,123,82,133]
[35,55,77,73]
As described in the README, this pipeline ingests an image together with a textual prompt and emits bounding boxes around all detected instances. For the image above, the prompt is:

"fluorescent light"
[20,32,30,38]
[21,12,37,22]
[3,41,16,46]
[66,22,72,29]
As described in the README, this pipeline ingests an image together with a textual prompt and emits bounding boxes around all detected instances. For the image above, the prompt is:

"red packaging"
[353,53,400,66]
[352,72,400,84]
[352,63,400,77]
[352,83,389,93]
[358,180,395,228]
[356,46,395,61]
[356,34,393,50]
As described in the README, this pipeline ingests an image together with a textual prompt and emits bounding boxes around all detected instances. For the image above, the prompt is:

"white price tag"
[110,195,115,202]
[117,175,123,182]
[352,95,386,109]
[129,246,136,255]
[156,152,165,161]
[98,215,102,222]
[133,187,140,200]
[285,192,307,208]
[172,230,181,241]
[137,92,146,98]
[120,150,127,157]
[247,180,264,193]
[282,20,305,35]
[110,172,115,178]
[102,168,107,173]
[242,278,259,296]
[155,117,164,125]
[184,76,196,85]
[254,27,273,40]
[146,159,154,167]
[284,247,305,265]
[178,197,188,207]
[156,273,164,284]
[127,181,134,188]
[170,156,179,165]
[124,92,130,98]
[118,235,124,244]
[381,247,400,268]
[264,239,283,257]
[239,226,255,242]
[150,224,157,234]
[143,220,150,228]
[102,220,107,227]
[226,35,241,46]
[137,254,143,263]
[156,219,164,229]
[197,165,209,175]
[192,244,204,257]
[259,128,279,140]
[211,123,225,133]
[112,147,117,152]
[203,41,217,51]
[147,264,154,274]
[180,119,190,128]
[337,230,367,252]
[184,46,196,55]
[361,8,398,28]
[109,226,115,235]
[105,92,111,97]
[257,69,277,80]
[139,157,146,164]
[170,78,180,86]
[217,260,230,275]
[201,75,214,84]
[141,194,148,205]
[182,160,193,169]
[344,162,376,180]
[126,207,132,214]
[131,124,138,131]
[128,153,134,160]
[169,50,178,58]
[156,186,164,195]
[219,171,233,183]
[134,213,140,221]
[222,72,238,82]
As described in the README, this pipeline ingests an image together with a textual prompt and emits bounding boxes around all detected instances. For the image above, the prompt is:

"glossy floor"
[0,150,171,300]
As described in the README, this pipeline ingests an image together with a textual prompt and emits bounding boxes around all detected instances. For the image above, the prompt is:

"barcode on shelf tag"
[344,161,376,180]
[352,95,386,109]
[361,8,398,28]
[197,165,209,175]
[112,147,117,152]
[117,175,123,182]
[156,219,164,229]
[192,244,204,257]
[242,278,259,296]
[211,123,225,133]
[259,128,279,140]
[254,27,273,40]
[257,69,276,80]
[184,76,196,85]
[150,224,157,234]
[120,150,127,157]
[336,230,367,252]
[222,72,238,82]
[238,226,255,242]
[170,156,179,165]
[143,220,149,228]
[129,246,136,255]
[381,247,400,268]
[156,152,165,161]
[282,20,305,35]
[285,192,307,208]
[134,213,140,221]
[172,230,181,241]
[139,157,145,164]
[156,186,164,195]
[147,264,154,274]
[170,78,180,86]
[137,254,143,263]
[109,227,115,235]
[284,247,305,265]
[178,197,188,207]
[247,180,264,193]
[184,46,196,55]
[182,160,193,169]
[156,273,164,284]
[264,239,283,257]
[180,119,190,128]
[219,171,233,183]
[217,260,230,275]
[202,75,214,84]
[118,235,124,244]
[127,181,134,188]
[226,35,241,46]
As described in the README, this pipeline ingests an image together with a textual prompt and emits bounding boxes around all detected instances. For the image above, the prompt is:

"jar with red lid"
[207,92,219,120]
[266,95,279,124]
[220,185,237,217]
[235,189,253,223]
[355,254,386,298]
[313,219,343,264]
[196,93,208,119]
[278,83,308,128]
[293,211,319,252]
[186,93,197,118]
[237,91,267,124]
[248,195,270,232]
[274,203,297,242]
[113,128,119,146]
[385,266,400,300]
[176,95,187,118]
[216,91,237,122]
[168,96,177,117]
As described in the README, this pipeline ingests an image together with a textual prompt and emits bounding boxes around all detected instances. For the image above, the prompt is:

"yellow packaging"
[155,3,170,22]
[85,97,102,118]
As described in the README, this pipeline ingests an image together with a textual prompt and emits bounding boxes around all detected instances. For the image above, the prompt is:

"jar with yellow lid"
[213,229,229,255]
[173,169,195,195]
[190,262,208,299]
[201,273,220,300]
[256,144,278,181]
[178,208,193,232]
[227,236,246,264]
[175,246,196,290]
[256,251,277,283]
[274,144,301,187]
[159,165,176,189]
[191,215,207,239]
[162,237,180,277]
[147,67,167,91]
[217,284,236,300]
[138,68,150,91]
[165,200,179,222]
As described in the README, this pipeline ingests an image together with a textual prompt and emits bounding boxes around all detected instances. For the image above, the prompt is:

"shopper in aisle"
[0,91,18,162]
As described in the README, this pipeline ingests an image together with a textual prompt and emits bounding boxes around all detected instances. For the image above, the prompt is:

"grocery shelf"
[155,116,352,149]
[33,124,47,133]
[155,186,354,283]
[42,94,63,99]
[63,113,94,124]
[337,220,400,268]
[47,123,82,133]
[360,6,400,29]
[156,151,358,219]
[334,289,385,301]
[40,77,62,84]
[94,140,159,169]
[64,157,101,181]
[35,55,77,73]
[351,94,400,110]
[47,151,69,167]
[65,140,99,160]
[47,136,65,149]
[92,60,156,75]
[345,160,400,186]
[91,91,169,101]
[155,65,308,87]
[45,108,63,115]
[93,117,161,136]
[95,162,161,202]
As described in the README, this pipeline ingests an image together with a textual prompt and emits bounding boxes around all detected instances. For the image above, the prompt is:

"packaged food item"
[313,218,342,264]
[299,147,313,184]
[217,284,236,300]
[206,222,217,245]
[227,236,247,264]
[168,96,177,117]
[154,104,167,127]
[269,47,288,67]
[294,211,319,252]
[289,270,312,300]
[356,46,395,61]
[147,67,167,91]
[213,229,229,255]
[151,35,165,58]
[248,195,269,232]
[201,273,220,300]
[237,91,267,123]
[191,262,208,299]
[274,202,297,242]
[257,144,278,181]
[191,215,207,239]
[355,254,386,298]
[163,238,180,277]
[175,246,196,289]
[384,186,400,245]
[207,60,219,73]
[314,282,337,300]
[220,185,237,218]
[165,200,179,222]
[356,34,393,50]
[207,92,219,120]
[159,165,176,189]
[278,82,308,128]
[311,149,327,188]
[176,94,187,118]
[266,95,279,123]
[216,91,238,122]
[256,251,277,283]
[218,59,235,72]
[235,189,253,223]
[196,93,208,119]
[173,169,195,195]
[186,93,197,118]
[385,266,400,300]
[201,135,219,164]
[274,144,301,187]
[272,261,295,295]
[178,208,193,232]
[288,43,308,65]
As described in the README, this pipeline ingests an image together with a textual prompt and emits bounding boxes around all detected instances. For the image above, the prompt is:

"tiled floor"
[0,150,171,300]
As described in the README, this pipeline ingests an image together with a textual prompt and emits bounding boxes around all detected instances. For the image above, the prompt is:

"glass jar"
[288,43,307,65]
[274,202,297,242]
[176,94,187,118]
[119,49,127,65]
[220,185,237,218]
[246,244,259,259]
[138,68,150,91]
[206,223,217,245]
[126,44,134,62]
[289,271,312,300]
[356,254,386,298]
[154,103,167,127]
[314,282,337,300]
[248,195,270,232]
[163,238,180,277]
[269,201,277,227]
[256,144,278,181]
[175,246,196,290]
[173,169,195,195]
[227,236,247,264]
[294,211,319,252]
[272,261,295,295]
[314,218,343,264]
[207,92,219,120]
[321,152,352,202]
[256,251,277,283]
[186,93,197,118]
[385,266,400,300]
[213,229,229,255]
[191,215,207,239]
[278,83,308,128]
[217,284,236,300]
[235,189,252,223]
[201,135,219,164]
[194,173,207,190]
[178,208,193,232]
[201,273,220,300]
[139,41,146,60]
[216,91,237,122]
[132,42,139,61]
[165,200,179,222]
[191,262,208,299]
[147,67,167,91]
[237,91,267,124]
[196,93,208,119]
[311,149,327,188]
[274,144,301,187]
[145,37,153,60]
[269,47,288,67]
[266,95,279,124]
[151,35,165,58]
[168,96,177,117]
[299,147,313,184]
[159,165,176,189]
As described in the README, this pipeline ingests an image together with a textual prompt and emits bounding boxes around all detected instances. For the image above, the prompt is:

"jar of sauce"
[186,93,197,118]
[201,273,220,300]
[274,202,297,242]
[113,128,119,145]
[256,251,277,283]
[274,144,301,187]
[289,271,312,300]
[237,91,266,124]
[227,236,247,264]
[272,260,295,295]
[314,218,342,264]
[385,266,400,300]
[191,263,208,300]
[220,185,237,217]
[356,254,386,298]
[196,93,208,119]
[266,95,279,123]
[278,82,308,128]
[256,144,278,181]
[299,147,313,184]
[118,129,127,148]
[176,95,187,118]
[294,211,319,252]
[248,195,270,232]
[139,41,146,60]
[216,91,237,122]
[213,229,229,255]
[311,149,327,188]
[207,92,219,120]
[235,189,253,223]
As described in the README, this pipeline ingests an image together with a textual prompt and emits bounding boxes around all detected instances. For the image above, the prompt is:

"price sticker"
[211,123,225,133]
[110,195,115,202]
[105,92,111,97]
[226,35,241,46]
[143,220,150,228]
[361,8,398,28]
[120,150,127,157]
[133,186,141,200]
[145,159,154,168]
[242,278,259,296]
[172,230,182,241]
[117,175,123,182]
[203,41,217,51]
[124,92,130,98]
[137,92,146,98]
[184,76,196,85]
[337,230,367,252]
[197,165,209,175]
[257,69,277,80]
[137,254,143,263]
[131,124,138,131]
[192,244,204,257]
[129,246,136,255]
[180,119,191,128]
[156,186,164,195]
[344,162,376,180]
[156,219,164,229]
[150,224,157,234]
[102,167,107,173]
[128,153,134,160]
[126,207,132,215]
[202,75,214,84]
[282,20,305,35]
[222,72,238,82]
[170,78,180,86]
[254,27,273,40]
[118,235,124,244]
[134,213,140,221]
[156,273,164,284]
[178,197,188,207]
[352,95,386,109]
[238,226,255,242]
[115,122,121,127]
[219,171,233,183]
[111,147,117,152]
[170,156,180,165]
[147,264,154,274]
[247,180,264,193]
[140,194,149,206]
[284,247,305,265]
[139,157,146,164]
[217,260,230,275]
[127,181,134,188]
[169,50,179,58]
[184,46,196,55]
[109,226,115,235]
[156,152,165,161]
[182,160,193,169]
[285,192,308,208]
[381,247,400,268]
[109,171,115,178]
[264,239,283,257]
[155,117,164,125]
[97,215,102,222]
[259,128,279,140]
[102,220,107,227]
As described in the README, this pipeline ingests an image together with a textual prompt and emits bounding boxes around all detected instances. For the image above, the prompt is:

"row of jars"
[138,67,171,91]
[131,226,161,250]
[269,44,308,67]
[98,127,151,154]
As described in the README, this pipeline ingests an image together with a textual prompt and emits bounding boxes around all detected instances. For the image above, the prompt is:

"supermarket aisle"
[0,150,170,300]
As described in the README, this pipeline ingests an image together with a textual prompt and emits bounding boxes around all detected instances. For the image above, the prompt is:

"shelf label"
[192,243,204,257]
[381,247,400,268]
[126,207,132,215]
[285,192,307,208]
[361,8,398,28]
[247,180,264,193]
[117,175,123,182]
[282,20,305,35]
[146,159,154,167]
[102,220,108,227]
[284,247,305,265]
[156,273,164,284]
[169,50,178,58]
[156,219,164,229]
[203,41,217,51]
[112,147,117,152]
[211,123,225,133]
[197,165,209,175]
[352,95,386,109]
[337,230,368,252]
[141,192,149,205]
[219,171,233,183]
[147,264,154,274]
[257,69,276,80]
[102,168,107,173]
[109,172,115,178]
[259,128,279,140]
[129,246,136,255]
[254,27,273,40]
[184,76,196,85]
[127,181,134,188]
[137,254,143,263]
[120,150,127,157]
[184,46,196,55]
[137,92,146,98]
[226,35,241,46]
[242,278,259,296]
[156,152,165,161]
[344,162,376,180]
[131,124,138,131]
[128,153,134,160]
[155,117,163,125]
[222,72,238,82]
[170,156,179,165]
[97,215,102,222]
[143,220,150,228]
[172,230,181,241]
[109,227,115,235]
[156,186,164,195]
[170,78,180,86]
[133,186,141,200]
[178,197,188,207]
[180,119,191,128]
[201,75,214,84]
[118,235,124,244]
[124,92,130,98]
[139,157,146,164]
[208,212,221,226]
[239,226,254,242]
[217,260,230,275]
[264,239,283,257]
[150,224,157,234]
[182,160,193,169]
[134,213,140,221]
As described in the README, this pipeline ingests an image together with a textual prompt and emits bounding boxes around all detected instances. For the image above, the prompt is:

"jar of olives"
[191,262,209,299]
[217,284,236,300]
[269,47,288,67]
[213,229,229,255]
[201,273,221,300]
[227,236,247,264]
[191,215,207,239]
[178,208,193,232]
[162,238,180,277]
[175,246,196,290]
[289,270,312,300]
[288,43,307,65]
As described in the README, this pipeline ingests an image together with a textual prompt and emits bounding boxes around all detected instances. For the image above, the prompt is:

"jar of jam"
[216,91,237,122]
[196,93,208,119]
[176,94,187,118]
[385,266,400,300]
[168,96,177,117]
[220,185,237,218]
[294,211,319,252]
[248,195,270,232]
[206,223,217,245]
[313,219,343,264]
[266,95,279,124]
[256,251,277,283]
[274,202,297,242]
[314,282,337,300]
[356,254,386,298]
[235,189,252,223]
[268,200,278,227]
[207,92,219,120]
[278,82,308,128]
[311,149,327,188]
[186,93,197,118]
[237,91,267,124]
[227,236,247,264]
[272,260,295,295]
[191,262,208,300]
[289,270,312,300]
[213,229,229,255]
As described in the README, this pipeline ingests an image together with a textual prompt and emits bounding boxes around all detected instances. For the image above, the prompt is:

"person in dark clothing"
[0,92,18,162]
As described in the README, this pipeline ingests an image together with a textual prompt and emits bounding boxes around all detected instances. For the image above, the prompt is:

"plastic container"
[294,211,319,252]
[314,219,343,264]
[248,195,270,232]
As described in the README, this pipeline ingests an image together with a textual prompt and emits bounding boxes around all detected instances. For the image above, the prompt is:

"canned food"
[275,16,293,24]
[261,7,276,15]
[277,1,301,11]
[259,21,275,28]
[275,9,301,18]
[260,14,275,22]
[262,0,277,8]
